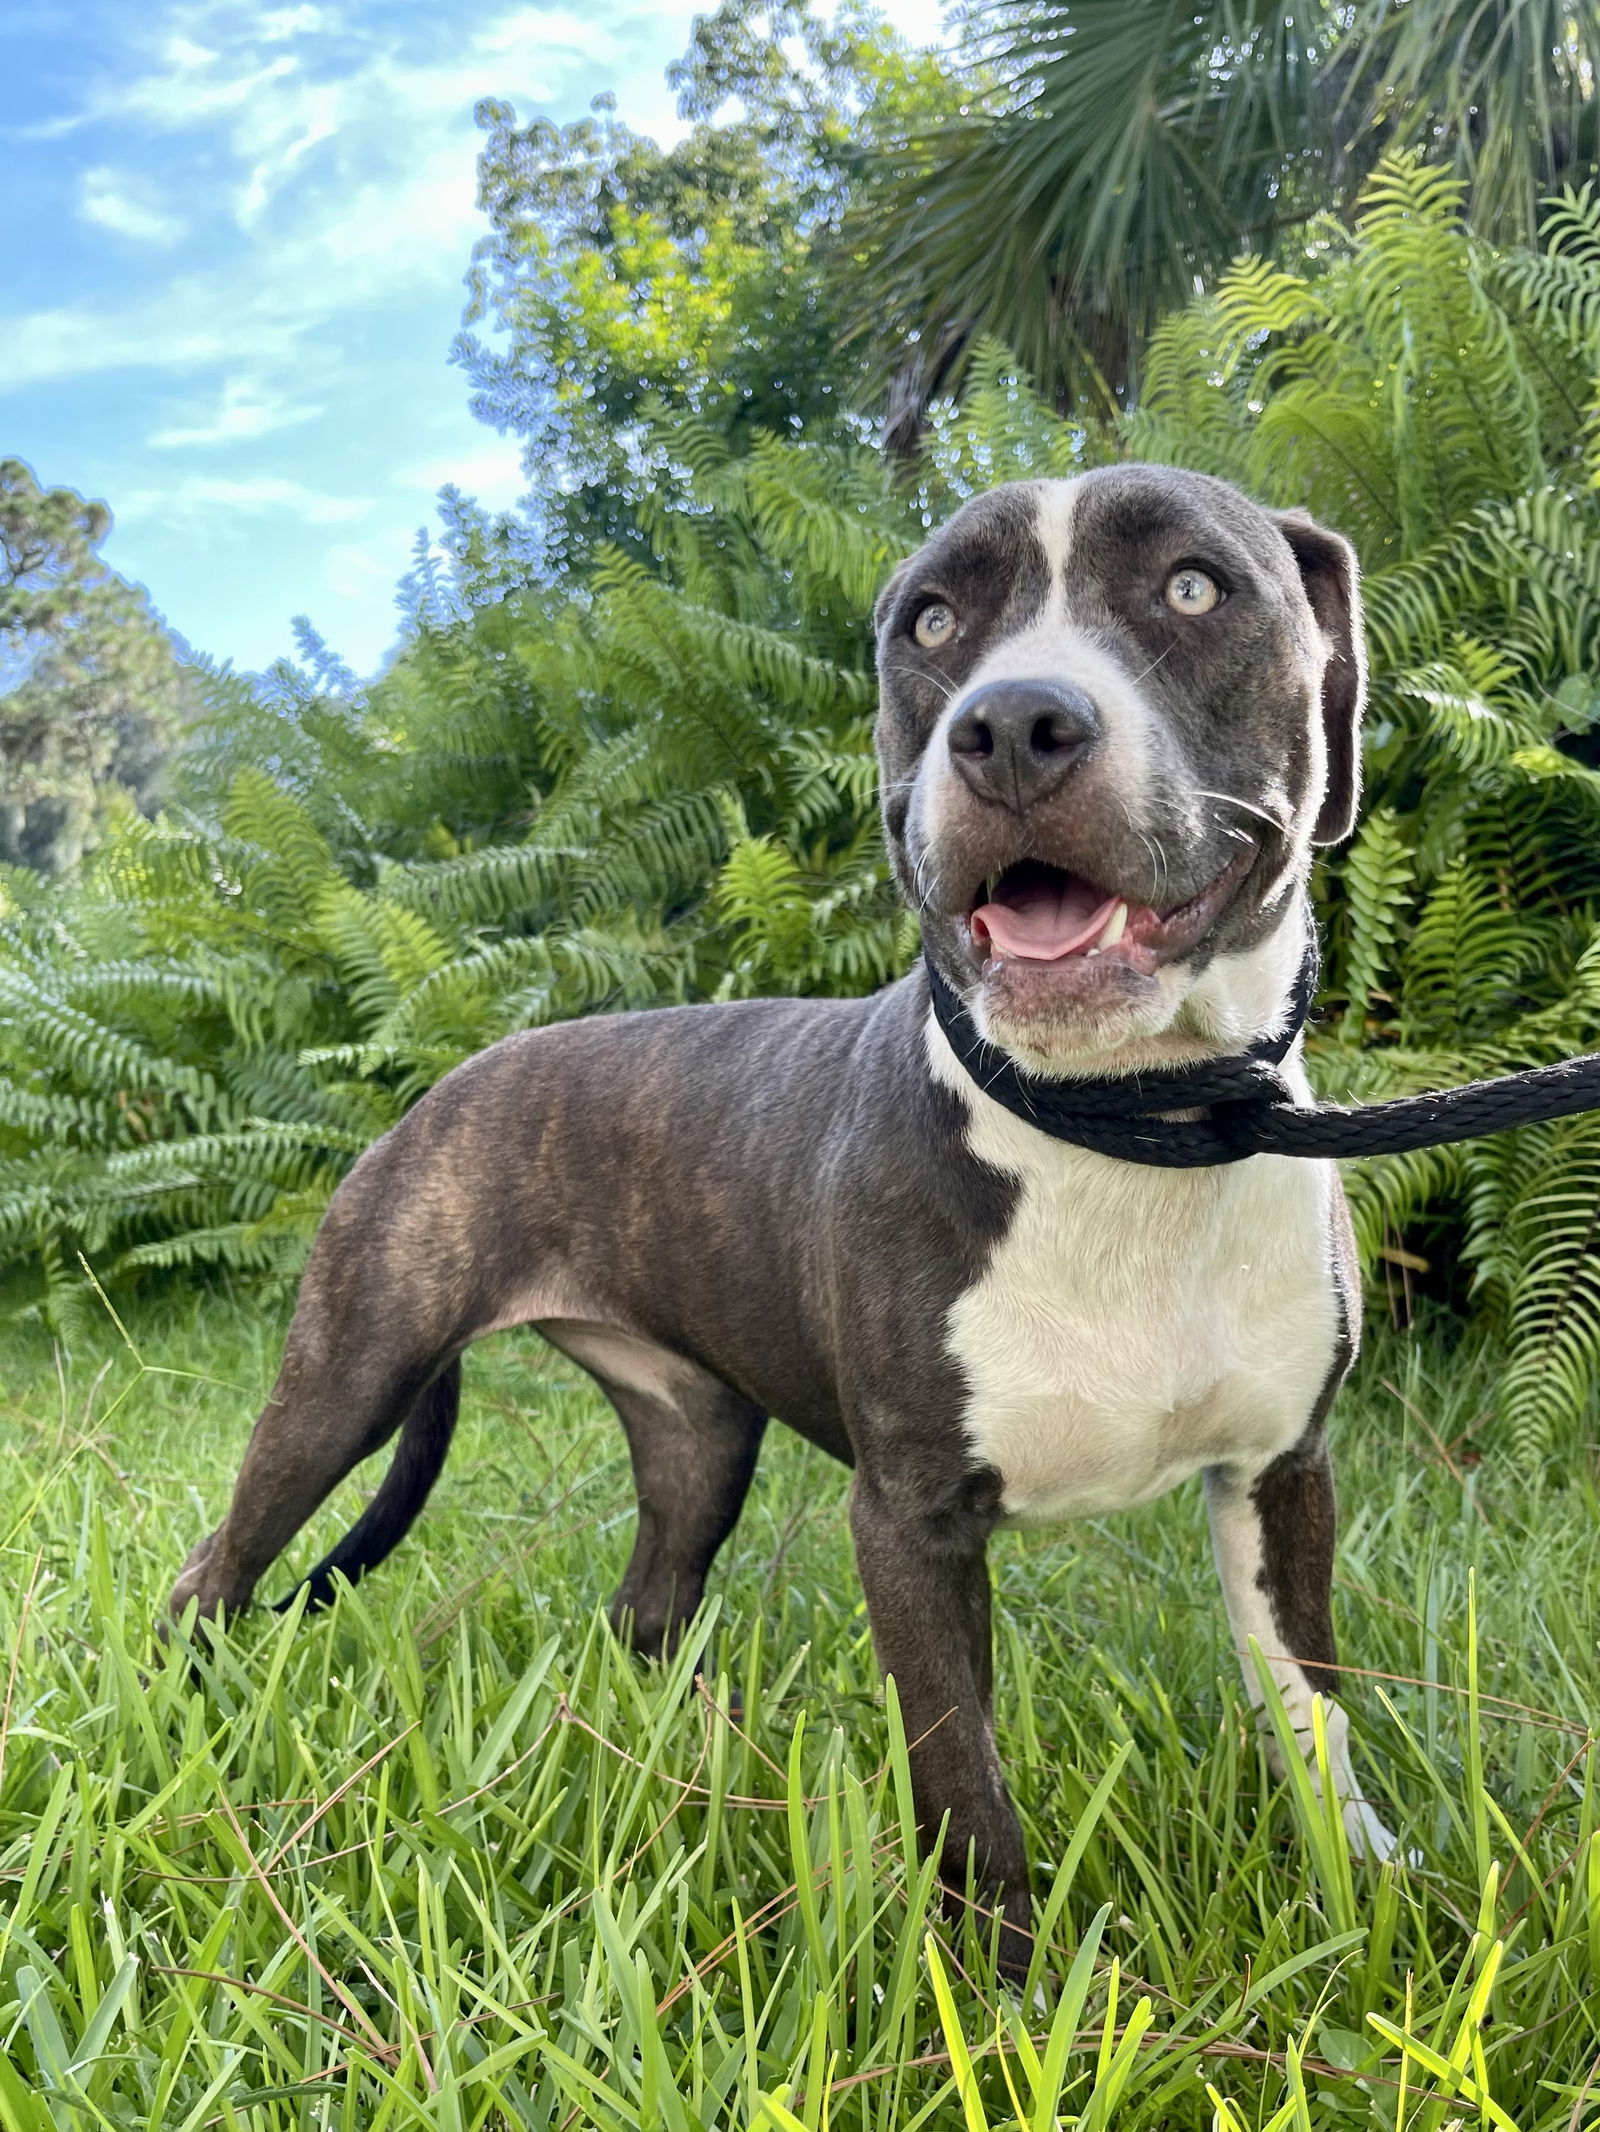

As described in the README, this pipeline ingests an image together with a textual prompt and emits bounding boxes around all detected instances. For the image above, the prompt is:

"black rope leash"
[924,946,1600,1169]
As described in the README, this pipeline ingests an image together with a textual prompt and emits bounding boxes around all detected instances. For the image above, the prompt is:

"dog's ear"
[1274,511,1366,846]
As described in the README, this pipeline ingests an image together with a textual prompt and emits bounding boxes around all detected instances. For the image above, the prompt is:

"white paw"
[1341,1795,1424,1869]
[1342,1794,1398,1861]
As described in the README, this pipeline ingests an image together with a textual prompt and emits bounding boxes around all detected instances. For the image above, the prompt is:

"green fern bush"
[0,445,902,1319]
[7,155,1600,1460]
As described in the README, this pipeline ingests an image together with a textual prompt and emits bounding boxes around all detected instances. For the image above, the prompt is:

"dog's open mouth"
[968,849,1255,978]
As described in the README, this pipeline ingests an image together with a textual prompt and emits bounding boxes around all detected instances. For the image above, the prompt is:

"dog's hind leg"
[277,1359,461,1611]
[167,1158,478,1625]
[169,1329,462,1624]
[546,1326,765,1659]
[1206,1446,1399,1861]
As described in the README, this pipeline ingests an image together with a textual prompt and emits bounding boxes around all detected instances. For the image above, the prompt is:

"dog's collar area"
[924,942,1316,1167]
[924,935,1600,1167]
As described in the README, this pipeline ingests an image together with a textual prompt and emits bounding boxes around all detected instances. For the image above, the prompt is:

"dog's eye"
[1165,567,1222,616]
[913,600,956,647]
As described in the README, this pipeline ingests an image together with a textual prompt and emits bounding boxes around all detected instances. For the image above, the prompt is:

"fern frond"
[1336,808,1414,1038]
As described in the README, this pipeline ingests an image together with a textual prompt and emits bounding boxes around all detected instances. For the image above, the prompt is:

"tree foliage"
[0,458,191,872]
[854,0,1600,413]
[457,0,960,571]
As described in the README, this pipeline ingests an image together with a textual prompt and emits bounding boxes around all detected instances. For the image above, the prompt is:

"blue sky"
[1,1,945,677]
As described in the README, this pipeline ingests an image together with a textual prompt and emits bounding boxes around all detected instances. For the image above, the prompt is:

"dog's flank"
[168,465,1388,1972]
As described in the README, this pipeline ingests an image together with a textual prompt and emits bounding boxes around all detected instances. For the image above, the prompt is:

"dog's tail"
[274,1360,462,1613]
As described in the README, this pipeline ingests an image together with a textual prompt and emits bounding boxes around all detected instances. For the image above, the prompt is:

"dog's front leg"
[1205,1447,1398,1860]
[848,1467,1033,1972]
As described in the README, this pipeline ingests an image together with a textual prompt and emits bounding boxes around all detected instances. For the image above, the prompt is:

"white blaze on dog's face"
[873,467,1366,1070]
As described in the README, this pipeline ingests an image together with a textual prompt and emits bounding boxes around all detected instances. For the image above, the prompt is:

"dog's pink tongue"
[970,879,1119,961]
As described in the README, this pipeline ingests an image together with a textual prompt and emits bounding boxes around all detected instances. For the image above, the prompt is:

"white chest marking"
[928,1018,1340,1524]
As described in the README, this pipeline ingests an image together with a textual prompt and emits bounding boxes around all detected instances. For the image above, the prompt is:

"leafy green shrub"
[0,437,898,1313]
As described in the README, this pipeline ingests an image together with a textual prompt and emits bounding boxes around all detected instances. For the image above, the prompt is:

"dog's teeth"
[1097,901,1128,950]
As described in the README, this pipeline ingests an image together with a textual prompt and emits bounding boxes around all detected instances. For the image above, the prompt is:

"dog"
[169,463,1398,1966]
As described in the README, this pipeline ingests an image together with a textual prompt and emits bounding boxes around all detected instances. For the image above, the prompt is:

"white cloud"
[397,441,529,509]
[5,0,956,406]
[123,473,372,525]
[7,0,952,677]
[120,39,300,128]
[0,1,616,392]
[322,529,413,606]
[0,290,302,387]
[234,74,345,224]
[79,166,186,244]
[147,375,322,447]
[260,5,327,37]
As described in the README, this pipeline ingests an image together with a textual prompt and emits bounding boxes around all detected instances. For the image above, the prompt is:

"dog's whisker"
[1194,787,1290,833]
[1212,816,1255,847]
[910,845,945,921]
[1147,825,1173,904]
[884,661,959,705]
[1115,792,1170,906]
[1126,644,1175,689]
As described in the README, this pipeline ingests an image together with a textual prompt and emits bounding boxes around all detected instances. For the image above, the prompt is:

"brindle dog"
[170,465,1394,1967]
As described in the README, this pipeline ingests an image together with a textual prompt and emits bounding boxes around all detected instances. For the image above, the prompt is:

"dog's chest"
[942,1069,1340,1525]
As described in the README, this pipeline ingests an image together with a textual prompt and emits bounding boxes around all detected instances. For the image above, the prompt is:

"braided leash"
[924,948,1600,1169]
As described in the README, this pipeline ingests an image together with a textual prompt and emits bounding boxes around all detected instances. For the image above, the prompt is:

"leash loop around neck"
[924,937,1600,1169]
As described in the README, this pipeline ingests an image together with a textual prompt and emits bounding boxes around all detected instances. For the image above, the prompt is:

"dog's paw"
[1341,1796,1424,1870]
[1341,1794,1398,1860]
[165,1529,219,1621]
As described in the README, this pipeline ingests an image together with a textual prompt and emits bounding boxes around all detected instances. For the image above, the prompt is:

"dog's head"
[874,465,1365,1071]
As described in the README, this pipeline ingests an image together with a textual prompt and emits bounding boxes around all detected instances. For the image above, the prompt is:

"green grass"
[0,1294,1597,2129]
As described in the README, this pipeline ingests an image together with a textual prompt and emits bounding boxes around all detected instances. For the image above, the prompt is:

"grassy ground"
[0,1292,1597,2130]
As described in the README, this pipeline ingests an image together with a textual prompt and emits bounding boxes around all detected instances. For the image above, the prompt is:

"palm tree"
[855,0,1600,421]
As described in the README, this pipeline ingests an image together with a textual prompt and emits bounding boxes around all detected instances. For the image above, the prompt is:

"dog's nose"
[946,680,1100,811]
